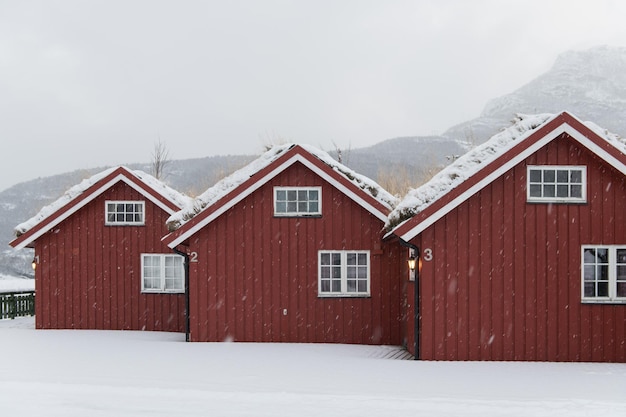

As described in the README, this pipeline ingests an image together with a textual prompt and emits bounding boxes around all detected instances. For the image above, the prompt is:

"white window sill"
[273,214,322,218]
[527,199,587,204]
[581,299,626,305]
[318,293,371,298]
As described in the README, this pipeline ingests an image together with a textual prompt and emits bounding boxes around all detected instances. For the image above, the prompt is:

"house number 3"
[423,248,433,261]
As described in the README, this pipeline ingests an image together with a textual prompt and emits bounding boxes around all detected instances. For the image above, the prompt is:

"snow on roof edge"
[298,143,398,208]
[581,120,626,149]
[385,113,557,231]
[14,167,191,237]
[386,112,626,233]
[166,143,399,231]
[132,169,193,210]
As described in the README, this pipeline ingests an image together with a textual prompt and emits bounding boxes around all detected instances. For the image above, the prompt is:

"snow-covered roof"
[132,169,193,209]
[386,112,625,233]
[14,167,191,238]
[166,143,398,232]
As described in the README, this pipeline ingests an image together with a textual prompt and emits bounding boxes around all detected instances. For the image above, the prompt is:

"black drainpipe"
[173,246,191,342]
[399,238,420,360]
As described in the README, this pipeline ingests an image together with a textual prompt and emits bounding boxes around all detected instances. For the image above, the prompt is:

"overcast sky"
[2,0,626,192]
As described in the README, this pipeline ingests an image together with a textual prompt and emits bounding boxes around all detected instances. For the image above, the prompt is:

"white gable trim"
[13,174,178,250]
[167,154,388,248]
[565,125,626,176]
[397,122,626,242]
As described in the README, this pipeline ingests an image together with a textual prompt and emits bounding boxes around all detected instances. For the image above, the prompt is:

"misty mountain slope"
[338,136,466,188]
[445,45,626,143]
[140,154,257,197]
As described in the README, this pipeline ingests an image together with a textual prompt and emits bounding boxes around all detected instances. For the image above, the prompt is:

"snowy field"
[0,275,34,292]
[0,317,624,417]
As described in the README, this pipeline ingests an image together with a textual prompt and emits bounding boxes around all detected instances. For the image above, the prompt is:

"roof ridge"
[166,143,398,232]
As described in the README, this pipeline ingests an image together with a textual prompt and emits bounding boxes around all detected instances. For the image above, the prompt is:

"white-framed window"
[581,246,626,303]
[527,166,586,203]
[105,201,145,225]
[318,250,370,297]
[274,187,321,216]
[141,254,185,293]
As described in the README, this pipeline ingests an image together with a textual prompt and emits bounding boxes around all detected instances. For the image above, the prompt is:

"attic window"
[274,187,321,216]
[105,201,145,225]
[527,166,586,203]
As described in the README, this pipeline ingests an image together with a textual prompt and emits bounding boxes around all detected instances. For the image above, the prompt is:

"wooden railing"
[0,291,35,320]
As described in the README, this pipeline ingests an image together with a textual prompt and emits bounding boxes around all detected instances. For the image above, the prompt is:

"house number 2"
[423,248,433,261]
[190,252,199,262]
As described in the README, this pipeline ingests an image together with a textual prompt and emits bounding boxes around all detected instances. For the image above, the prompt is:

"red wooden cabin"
[387,111,626,362]
[10,167,191,332]
[163,144,406,345]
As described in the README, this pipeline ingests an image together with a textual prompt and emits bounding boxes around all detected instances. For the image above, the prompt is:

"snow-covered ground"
[0,317,624,416]
[0,275,34,292]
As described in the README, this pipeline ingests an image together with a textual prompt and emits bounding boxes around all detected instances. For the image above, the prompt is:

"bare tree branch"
[152,138,170,180]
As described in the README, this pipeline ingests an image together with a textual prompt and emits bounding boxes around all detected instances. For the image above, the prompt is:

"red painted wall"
[185,162,406,344]
[34,181,185,332]
[412,133,626,362]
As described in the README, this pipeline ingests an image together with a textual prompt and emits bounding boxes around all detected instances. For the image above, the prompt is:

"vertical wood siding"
[34,181,185,332]
[415,133,626,362]
[187,162,405,344]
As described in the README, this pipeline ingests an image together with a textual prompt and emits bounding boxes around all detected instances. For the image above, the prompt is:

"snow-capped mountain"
[2,45,626,278]
[445,45,626,143]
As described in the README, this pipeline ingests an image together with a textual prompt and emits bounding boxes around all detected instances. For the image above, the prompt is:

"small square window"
[105,201,145,225]
[274,187,322,216]
[527,166,586,203]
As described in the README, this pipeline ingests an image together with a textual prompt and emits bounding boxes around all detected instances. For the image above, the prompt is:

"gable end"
[165,151,391,248]
[11,170,184,250]
[391,113,626,242]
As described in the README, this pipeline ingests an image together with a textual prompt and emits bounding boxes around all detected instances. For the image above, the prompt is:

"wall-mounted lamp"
[31,255,39,271]
[407,248,422,281]
[407,254,417,271]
